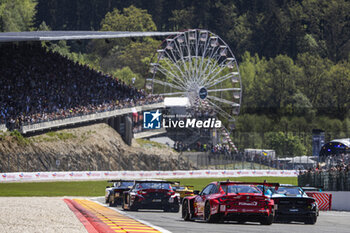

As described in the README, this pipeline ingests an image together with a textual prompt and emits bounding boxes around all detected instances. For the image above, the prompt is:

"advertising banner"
[0,170,298,182]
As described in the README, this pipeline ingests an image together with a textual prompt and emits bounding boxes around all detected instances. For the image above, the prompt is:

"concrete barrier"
[328,191,350,211]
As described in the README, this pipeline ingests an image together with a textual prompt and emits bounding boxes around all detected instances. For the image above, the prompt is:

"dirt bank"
[0,123,191,172]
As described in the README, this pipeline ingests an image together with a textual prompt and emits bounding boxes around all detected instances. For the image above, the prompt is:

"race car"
[265,184,319,224]
[172,183,195,202]
[122,180,180,212]
[182,181,279,224]
[105,180,135,207]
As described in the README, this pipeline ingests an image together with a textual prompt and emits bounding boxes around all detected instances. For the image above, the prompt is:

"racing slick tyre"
[304,214,317,225]
[182,200,192,221]
[260,212,274,225]
[105,196,109,204]
[204,202,221,223]
[170,205,180,213]
[129,205,138,211]
[108,196,117,207]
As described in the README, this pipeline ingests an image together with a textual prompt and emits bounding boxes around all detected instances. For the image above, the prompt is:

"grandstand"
[0,31,175,144]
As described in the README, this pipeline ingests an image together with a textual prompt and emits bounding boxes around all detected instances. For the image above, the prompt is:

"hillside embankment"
[0,123,190,172]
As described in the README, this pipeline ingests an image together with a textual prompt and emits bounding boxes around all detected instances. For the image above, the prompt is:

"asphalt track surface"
[93,197,350,233]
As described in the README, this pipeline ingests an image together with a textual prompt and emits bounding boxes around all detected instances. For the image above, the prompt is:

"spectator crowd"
[298,153,350,191]
[0,43,162,130]
[300,153,350,174]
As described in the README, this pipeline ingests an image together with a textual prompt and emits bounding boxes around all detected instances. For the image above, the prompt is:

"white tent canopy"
[164,97,190,107]
[284,156,317,164]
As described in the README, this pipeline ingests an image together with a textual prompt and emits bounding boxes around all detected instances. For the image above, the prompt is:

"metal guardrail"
[0,124,7,132]
[133,128,167,139]
[20,102,165,134]
[298,171,350,191]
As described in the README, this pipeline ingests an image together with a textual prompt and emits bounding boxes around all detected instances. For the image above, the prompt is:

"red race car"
[182,181,279,225]
[122,180,180,212]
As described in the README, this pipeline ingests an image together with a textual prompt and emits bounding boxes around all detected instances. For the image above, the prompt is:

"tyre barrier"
[305,192,332,211]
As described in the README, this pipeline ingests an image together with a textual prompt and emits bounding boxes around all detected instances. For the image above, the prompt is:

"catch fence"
[298,171,350,191]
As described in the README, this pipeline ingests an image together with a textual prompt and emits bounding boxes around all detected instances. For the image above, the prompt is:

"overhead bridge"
[20,102,165,145]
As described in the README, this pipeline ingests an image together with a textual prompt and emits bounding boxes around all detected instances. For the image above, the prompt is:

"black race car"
[267,185,319,224]
[122,180,180,212]
[105,180,135,207]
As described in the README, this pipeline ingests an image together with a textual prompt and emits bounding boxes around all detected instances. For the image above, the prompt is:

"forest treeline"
[34,0,350,62]
[0,0,349,156]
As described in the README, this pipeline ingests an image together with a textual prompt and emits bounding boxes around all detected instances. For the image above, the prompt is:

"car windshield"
[174,186,185,190]
[222,185,261,194]
[136,182,171,190]
[273,187,303,195]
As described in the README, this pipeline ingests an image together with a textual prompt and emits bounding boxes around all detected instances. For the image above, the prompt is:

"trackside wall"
[328,192,350,211]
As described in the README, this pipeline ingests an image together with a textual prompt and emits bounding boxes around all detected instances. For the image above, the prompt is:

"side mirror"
[106,186,110,188]
[194,190,200,195]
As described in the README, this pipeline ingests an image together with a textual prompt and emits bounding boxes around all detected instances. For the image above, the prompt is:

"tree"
[284,91,315,120]
[113,66,140,86]
[325,62,350,118]
[300,0,350,61]
[265,131,306,157]
[240,53,302,115]
[0,0,37,32]
[100,5,156,32]
[169,6,196,30]
[296,53,331,109]
[88,5,160,86]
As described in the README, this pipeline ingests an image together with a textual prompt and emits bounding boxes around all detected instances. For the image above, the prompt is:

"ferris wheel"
[146,29,242,125]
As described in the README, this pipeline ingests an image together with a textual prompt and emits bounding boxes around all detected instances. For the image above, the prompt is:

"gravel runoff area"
[0,197,87,233]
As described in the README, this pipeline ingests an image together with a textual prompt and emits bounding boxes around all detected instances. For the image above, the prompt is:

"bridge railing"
[20,102,164,134]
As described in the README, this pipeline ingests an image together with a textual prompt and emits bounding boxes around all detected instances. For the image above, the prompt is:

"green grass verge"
[0,176,297,197]
[0,181,109,197]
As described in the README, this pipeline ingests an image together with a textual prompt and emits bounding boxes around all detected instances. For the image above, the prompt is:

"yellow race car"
[172,184,195,201]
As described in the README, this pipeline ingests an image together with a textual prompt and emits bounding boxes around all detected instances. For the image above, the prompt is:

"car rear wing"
[107,179,136,183]
[219,180,279,195]
[219,181,279,187]
[134,180,176,184]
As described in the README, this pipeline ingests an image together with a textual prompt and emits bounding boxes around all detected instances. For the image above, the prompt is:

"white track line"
[89,197,172,233]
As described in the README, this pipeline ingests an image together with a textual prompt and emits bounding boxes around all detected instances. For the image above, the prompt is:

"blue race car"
[264,184,319,224]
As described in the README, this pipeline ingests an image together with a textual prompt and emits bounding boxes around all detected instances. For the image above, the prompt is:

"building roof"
[0,31,179,43]
[320,138,350,156]
[330,138,350,148]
